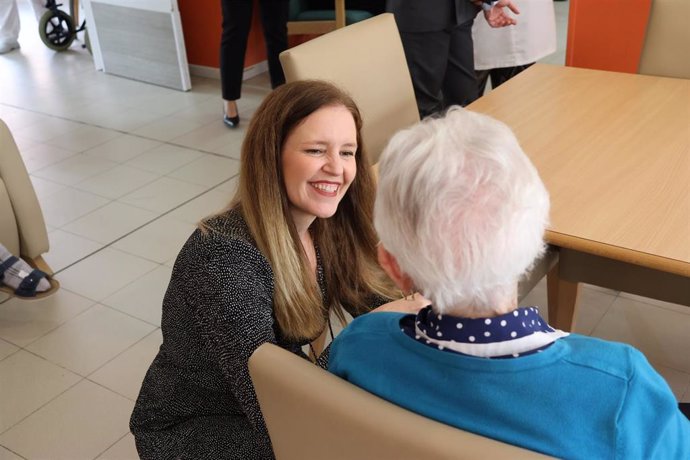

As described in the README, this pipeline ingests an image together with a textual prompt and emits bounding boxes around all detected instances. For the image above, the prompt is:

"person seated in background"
[328,107,690,459]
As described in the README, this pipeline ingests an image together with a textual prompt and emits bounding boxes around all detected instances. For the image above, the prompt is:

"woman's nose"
[322,151,344,175]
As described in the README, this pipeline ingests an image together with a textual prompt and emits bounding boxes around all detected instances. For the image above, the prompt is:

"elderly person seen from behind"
[328,107,690,459]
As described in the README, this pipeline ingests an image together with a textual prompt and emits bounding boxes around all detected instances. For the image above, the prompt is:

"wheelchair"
[38,0,88,51]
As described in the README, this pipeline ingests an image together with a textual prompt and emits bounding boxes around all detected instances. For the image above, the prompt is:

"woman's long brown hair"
[203,80,395,341]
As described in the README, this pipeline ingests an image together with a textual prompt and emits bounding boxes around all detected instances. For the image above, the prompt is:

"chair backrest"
[280,13,419,163]
[248,343,554,460]
[0,118,49,260]
[287,0,374,34]
[638,0,690,78]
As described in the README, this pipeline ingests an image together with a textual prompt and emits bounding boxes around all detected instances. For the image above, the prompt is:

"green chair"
[288,0,373,35]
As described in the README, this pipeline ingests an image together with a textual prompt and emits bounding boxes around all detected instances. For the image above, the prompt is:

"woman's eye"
[341,150,355,157]
[305,149,325,155]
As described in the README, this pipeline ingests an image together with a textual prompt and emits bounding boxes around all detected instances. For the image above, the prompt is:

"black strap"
[15,269,47,297]
[0,256,19,281]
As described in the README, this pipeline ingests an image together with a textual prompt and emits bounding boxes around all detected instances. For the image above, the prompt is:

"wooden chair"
[287,0,373,36]
[249,343,554,460]
[638,0,690,78]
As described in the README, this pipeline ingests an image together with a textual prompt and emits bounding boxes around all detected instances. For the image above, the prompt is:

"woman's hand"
[371,293,430,314]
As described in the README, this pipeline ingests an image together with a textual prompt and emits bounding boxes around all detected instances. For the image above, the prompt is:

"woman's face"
[281,104,357,230]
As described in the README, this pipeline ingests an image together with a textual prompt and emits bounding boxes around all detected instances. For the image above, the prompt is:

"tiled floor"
[0,1,688,459]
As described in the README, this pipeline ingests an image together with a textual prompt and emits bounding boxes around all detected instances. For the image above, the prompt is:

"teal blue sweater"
[329,312,690,459]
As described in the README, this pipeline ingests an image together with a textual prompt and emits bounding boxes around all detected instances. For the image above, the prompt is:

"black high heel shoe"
[223,113,240,128]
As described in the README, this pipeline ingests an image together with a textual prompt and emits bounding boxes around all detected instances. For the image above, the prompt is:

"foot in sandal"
[0,243,53,298]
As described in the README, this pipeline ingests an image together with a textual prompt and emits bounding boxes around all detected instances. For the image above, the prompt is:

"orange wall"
[178,0,268,68]
[566,0,652,73]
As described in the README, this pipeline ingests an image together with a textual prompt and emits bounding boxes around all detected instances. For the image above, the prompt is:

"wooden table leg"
[547,261,580,332]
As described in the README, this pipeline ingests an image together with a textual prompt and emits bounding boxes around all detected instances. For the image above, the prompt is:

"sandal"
[0,248,59,300]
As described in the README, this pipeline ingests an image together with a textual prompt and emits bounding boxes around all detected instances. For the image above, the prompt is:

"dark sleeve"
[191,238,277,449]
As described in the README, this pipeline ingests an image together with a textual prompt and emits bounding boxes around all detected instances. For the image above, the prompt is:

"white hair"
[375,107,550,314]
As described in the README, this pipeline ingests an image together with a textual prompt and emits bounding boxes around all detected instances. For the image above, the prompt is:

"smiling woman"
[281,104,358,233]
[129,80,423,460]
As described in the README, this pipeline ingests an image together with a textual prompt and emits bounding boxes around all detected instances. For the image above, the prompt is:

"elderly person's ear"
[377,245,413,292]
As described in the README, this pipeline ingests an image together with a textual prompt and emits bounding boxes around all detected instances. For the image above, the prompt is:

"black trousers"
[476,62,534,96]
[220,0,289,101]
[399,18,478,118]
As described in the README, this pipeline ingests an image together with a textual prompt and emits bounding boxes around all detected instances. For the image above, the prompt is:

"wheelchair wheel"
[39,10,76,51]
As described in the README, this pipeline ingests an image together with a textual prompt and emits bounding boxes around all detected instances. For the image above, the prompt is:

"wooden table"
[468,64,690,331]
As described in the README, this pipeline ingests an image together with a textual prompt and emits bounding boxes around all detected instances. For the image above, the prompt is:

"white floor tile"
[213,175,240,195]
[74,165,160,200]
[118,177,207,213]
[650,361,690,402]
[102,265,172,326]
[96,433,139,460]
[90,329,162,401]
[167,154,240,187]
[170,122,244,159]
[592,296,690,373]
[82,134,162,163]
[0,289,95,348]
[132,114,208,142]
[21,143,77,174]
[113,215,193,264]
[44,230,104,272]
[44,124,121,153]
[56,248,158,302]
[125,144,203,175]
[0,339,18,361]
[26,304,155,376]
[0,445,24,460]
[62,201,158,244]
[0,380,134,460]
[0,350,81,433]
[13,117,83,144]
[40,187,109,228]
[31,154,118,187]
[168,188,232,224]
[618,292,690,316]
[29,176,67,202]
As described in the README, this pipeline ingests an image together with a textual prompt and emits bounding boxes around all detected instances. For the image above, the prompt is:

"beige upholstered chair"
[249,343,554,460]
[0,118,56,286]
[638,0,690,78]
[280,13,419,164]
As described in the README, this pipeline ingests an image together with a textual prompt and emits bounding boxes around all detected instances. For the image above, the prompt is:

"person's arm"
[192,238,277,454]
[616,348,690,458]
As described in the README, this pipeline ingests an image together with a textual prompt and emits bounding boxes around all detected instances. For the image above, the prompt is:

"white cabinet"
[82,0,191,90]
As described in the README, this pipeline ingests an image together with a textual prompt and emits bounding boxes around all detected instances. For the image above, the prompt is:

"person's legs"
[399,29,450,118]
[220,0,253,122]
[488,62,534,89]
[258,0,288,89]
[475,69,490,97]
[443,18,478,108]
[0,0,20,53]
[27,0,47,22]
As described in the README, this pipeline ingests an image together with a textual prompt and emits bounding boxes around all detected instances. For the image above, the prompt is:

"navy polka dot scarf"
[401,305,569,359]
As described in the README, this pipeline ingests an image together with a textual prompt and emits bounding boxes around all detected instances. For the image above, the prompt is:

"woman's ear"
[377,245,414,292]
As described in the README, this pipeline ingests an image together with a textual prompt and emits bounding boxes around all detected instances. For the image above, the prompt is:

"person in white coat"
[0,0,47,53]
[473,0,556,94]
